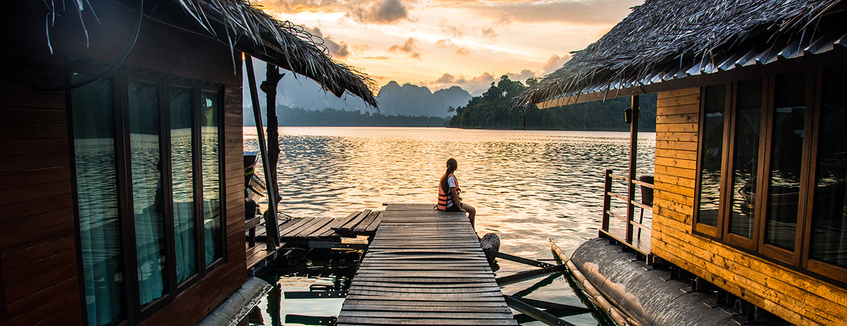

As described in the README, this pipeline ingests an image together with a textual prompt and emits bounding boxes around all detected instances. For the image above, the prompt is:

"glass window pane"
[128,80,168,305]
[201,91,222,265]
[170,86,196,283]
[697,84,726,228]
[810,66,847,268]
[764,73,806,250]
[71,74,126,326]
[729,79,763,238]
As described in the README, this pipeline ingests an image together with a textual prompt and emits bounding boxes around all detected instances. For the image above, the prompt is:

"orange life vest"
[436,174,458,211]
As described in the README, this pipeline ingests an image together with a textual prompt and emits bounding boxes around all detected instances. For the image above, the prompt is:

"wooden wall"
[0,1,246,325]
[651,87,847,325]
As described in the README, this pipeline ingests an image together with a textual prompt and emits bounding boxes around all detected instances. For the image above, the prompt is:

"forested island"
[271,106,447,127]
[248,75,657,131]
[447,75,656,131]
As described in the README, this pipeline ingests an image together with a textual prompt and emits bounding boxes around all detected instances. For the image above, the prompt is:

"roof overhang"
[147,0,377,107]
[537,39,847,109]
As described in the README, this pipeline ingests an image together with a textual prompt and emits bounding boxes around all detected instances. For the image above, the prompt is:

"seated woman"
[436,158,476,228]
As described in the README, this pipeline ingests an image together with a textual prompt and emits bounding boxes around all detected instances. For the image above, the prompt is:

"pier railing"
[601,169,653,256]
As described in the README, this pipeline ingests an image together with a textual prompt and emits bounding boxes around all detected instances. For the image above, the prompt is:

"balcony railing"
[600,169,653,257]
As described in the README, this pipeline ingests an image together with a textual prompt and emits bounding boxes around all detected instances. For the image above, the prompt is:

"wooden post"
[245,54,280,249]
[261,65,284,208]
[601,169,612,235]
[626,95,639,244]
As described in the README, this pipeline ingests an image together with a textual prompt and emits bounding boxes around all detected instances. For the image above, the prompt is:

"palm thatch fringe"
[512,0,844,110]
[176,0,377,108]
[41,0,377,107]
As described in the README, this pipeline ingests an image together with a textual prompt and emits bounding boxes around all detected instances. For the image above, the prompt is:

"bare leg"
[462,203,476,229]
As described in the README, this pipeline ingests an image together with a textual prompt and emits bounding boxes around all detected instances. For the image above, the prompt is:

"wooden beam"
[495,264,568,286]
[484,250,554,268]
[504,296,577,326]
[245,54,280,248]
[514,297,592,315]
[626,95,639,243]
[308,241,368,250]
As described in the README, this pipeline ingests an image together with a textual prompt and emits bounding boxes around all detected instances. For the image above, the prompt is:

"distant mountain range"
[243,60,472,126]
[376,81,471,117]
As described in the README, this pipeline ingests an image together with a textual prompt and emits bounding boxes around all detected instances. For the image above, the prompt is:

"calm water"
[244,127,655,325]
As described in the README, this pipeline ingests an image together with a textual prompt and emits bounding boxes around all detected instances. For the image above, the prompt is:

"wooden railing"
[601,169,654,245]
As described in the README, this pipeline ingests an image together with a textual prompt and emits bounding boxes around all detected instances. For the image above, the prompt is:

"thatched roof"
[49,0,377,107]
[513,0,846,109]
[173,0,378,108]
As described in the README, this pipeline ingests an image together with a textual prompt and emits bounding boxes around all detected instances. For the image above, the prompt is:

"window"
[694,66,847,284]
[70,67,224,325]
[807,65,847,276]
[694,84,726,237]
[71,73,127,326]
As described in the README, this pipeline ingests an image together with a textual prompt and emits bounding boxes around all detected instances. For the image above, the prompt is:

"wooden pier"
[246,209,383,273]
[337,204,517,326]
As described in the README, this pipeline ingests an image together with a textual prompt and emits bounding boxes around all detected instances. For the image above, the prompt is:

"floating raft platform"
[337,203,517,326]
[247,209,383,273]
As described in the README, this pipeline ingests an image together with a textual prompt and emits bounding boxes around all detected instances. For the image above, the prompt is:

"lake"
[243,126,655,325]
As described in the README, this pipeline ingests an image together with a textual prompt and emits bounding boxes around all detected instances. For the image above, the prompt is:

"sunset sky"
[257,0,643,94]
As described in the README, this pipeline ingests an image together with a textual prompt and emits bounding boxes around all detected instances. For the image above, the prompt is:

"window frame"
[198,83,227,270]
[68,63,227,325]
[801,68,847,285]
[693,68,847,286]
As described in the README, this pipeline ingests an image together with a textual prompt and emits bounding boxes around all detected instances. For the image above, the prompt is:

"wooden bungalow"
[0,0,376,325]
[515,0,847,324]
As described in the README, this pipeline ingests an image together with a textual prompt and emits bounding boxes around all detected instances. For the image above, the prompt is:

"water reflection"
[244,127,654,260]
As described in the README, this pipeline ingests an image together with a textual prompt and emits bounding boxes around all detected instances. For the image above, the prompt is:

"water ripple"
[244,127,655,259]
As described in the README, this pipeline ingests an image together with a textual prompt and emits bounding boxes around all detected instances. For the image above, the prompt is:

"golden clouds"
[388,37,422,59]
[435,39,469,55]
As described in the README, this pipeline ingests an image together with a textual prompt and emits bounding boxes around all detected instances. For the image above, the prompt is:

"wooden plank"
[291,217,333,238]
[315,212,358,237]
[336,209,371,231]
[656,94,700,108]
[364,211,384,232]
[277,217,312,237]
[339,204,515,326]
[353,211,380,233]
[336,317,517,325]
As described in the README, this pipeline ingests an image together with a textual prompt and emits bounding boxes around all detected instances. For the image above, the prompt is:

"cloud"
[427,72,495,93]
[348,0,409,24]
[480,27,497,41]
[434,73,455,84]
[435,0,639,25]
[388,37,422,59]
[435,39,469,55]
[305,26,351,59]
[542,54,572,75]
[439,21,466,37]
[507,69,536,82]
[256,0,342,14]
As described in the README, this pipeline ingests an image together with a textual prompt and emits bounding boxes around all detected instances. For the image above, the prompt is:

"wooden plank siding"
[0,1,246,325]
[650,87,847,325]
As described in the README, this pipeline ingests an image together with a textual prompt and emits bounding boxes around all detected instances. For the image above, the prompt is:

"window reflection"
[71,74,126,326]
[128,81,168,305]
[170,86,196,283]
[811,66,847,268]
[764,73,805,251]
[201,91,222,265]
[729,79,763,238]
[698,84,725,228]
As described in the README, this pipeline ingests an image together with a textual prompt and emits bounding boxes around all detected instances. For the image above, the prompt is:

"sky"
[255,0,644,94]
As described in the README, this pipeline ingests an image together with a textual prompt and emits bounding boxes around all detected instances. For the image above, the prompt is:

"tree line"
[269,106,449,127]
[448,75,657,131]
